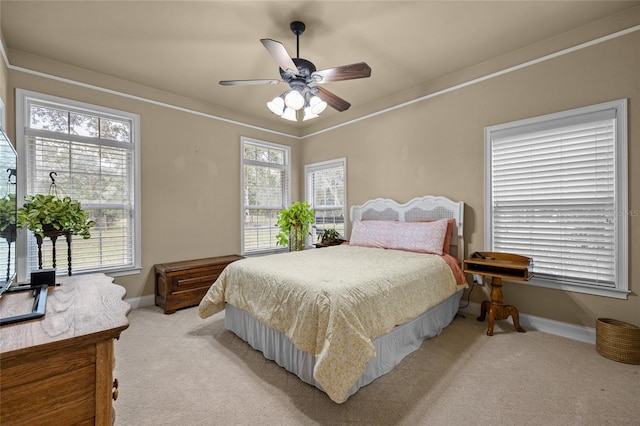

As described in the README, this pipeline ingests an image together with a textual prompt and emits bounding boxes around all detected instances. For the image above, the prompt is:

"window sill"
[522,276,629,300]
[242,248,288,257]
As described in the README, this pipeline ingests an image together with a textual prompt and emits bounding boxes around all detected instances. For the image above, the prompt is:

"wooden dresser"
[155,255,243,314]
[0,273,130,425]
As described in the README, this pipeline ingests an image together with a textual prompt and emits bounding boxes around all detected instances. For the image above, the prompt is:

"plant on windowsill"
[317,228,344,246]
[276,201,315,252]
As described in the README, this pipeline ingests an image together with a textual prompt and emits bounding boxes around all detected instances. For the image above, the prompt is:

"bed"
[199,195,466,403]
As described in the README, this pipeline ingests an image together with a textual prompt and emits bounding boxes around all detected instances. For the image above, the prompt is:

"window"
[241,137,290,254]
[17,89,141,277]
[485,99,628,299]
[305,158,347,242]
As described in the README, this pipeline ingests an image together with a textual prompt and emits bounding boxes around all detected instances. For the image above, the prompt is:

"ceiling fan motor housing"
[280,58,317,82]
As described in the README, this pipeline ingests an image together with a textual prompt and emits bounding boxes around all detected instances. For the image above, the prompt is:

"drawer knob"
[112,378,119,400]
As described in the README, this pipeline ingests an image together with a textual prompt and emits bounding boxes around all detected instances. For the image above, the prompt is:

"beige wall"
[302,31,640,327]
[8,68,300,300]
[4,25,638,329]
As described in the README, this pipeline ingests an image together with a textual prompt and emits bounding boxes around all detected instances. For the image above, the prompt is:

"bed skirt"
[224,289,463,401]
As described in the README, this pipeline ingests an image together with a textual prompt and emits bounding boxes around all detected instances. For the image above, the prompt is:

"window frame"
[16,89,141,279]
[484,99,628,299]
[240,137,291,256]
[305,157,347,243]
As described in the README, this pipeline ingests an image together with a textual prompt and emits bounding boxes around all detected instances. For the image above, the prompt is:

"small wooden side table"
[464,252,533,336]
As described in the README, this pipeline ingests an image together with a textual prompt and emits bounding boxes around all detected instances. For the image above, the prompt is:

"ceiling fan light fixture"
[284,89,305,110]
[220,21,371,122]
[309,95,327,115]
[303,107,319,121]
[281,107,297,121]
[267,95,285,116]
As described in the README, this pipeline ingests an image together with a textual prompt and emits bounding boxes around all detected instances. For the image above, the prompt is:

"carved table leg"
[487,307,496,336]
[477,300,489,322]
[65,232,72,276]
[50,234,58,270]
[35,234,44,269]
[477,276,526,335]
[504,305,526,333]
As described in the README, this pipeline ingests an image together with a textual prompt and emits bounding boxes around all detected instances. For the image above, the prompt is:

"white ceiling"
[2,1,638,132]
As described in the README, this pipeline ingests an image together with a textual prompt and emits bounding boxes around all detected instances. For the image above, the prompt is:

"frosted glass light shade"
[309,96,327,114]
[281,107,297,121]
[303,107,318,121]
[267,96,285,115]
[284,90,305,110]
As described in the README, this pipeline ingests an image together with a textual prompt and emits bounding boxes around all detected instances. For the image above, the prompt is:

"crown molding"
[2,21,638,141]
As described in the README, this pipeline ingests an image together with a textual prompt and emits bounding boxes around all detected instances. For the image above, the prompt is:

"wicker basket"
[595,318,640,364]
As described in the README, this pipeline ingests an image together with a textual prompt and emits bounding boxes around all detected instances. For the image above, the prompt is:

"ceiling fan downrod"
[290,21,305,59]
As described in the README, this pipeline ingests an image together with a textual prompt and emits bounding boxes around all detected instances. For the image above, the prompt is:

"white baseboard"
[460,302,596,344]
[124,294,155,310]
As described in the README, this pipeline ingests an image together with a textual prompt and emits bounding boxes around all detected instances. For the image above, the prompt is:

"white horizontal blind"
[489,109,617,288]
[24,97,137,274]
[305,158,346,241]
[242,138,289,254]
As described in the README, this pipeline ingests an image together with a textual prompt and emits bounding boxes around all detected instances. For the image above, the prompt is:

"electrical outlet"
[473,274,483,284]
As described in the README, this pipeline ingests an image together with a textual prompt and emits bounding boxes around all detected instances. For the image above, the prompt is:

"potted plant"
[0,193,17,241]
[276,201,315,251]
[317,228,344,246]
[17,194,96,239]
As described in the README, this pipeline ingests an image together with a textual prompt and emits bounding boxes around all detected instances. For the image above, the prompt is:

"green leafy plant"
[0,193,17,232]
[317,228,343,245]
[276,201,315,251]
[17,194,96,239]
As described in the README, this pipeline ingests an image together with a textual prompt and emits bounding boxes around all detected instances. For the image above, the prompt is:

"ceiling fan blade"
[311,62,371,84]
[260,39,299,75]
[314,87,351,112]
[219,79,281,86]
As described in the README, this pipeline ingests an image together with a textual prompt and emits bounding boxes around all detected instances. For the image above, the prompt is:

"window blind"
[21,93,138,275]
[242,139,290,254]
[305,159,346,240]
[489,109,617,288]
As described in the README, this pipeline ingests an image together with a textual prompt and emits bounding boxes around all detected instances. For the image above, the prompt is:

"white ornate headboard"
[350,195,465,260]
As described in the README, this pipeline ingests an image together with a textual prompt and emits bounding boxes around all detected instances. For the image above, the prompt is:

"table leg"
[477,300,489,322]
[504,305,526,333]
[477,276,525,335]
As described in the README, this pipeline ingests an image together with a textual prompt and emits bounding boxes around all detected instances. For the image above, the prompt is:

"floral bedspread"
[198,245,460,403]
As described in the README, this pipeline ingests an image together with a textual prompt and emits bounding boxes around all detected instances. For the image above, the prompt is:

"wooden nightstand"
[464,252,533,336]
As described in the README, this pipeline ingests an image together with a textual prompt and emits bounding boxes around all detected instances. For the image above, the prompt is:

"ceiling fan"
[219,21,371,121]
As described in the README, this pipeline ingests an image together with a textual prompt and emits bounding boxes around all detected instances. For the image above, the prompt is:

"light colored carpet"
[114,305,639,426]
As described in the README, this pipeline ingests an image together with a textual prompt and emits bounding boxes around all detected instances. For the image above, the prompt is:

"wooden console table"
[464,252,533,336]
[0,273,130,425]
[155,255,243,314]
